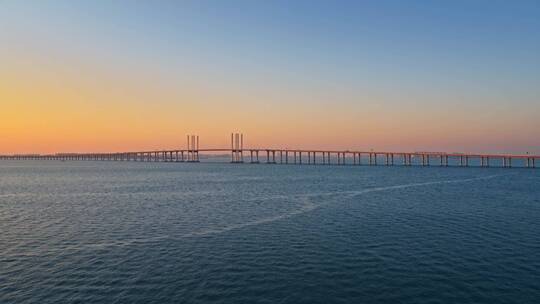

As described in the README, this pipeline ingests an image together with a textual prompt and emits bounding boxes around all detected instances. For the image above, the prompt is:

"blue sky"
[1,1,539,153]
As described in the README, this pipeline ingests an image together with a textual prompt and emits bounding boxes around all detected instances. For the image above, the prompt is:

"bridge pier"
[266,150,276,164]
[327,152,331,165]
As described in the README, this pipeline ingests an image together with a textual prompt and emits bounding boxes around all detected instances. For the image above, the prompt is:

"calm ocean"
[1,161,539,303]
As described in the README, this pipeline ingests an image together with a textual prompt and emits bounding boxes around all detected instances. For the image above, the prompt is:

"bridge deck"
[1,148,538,168]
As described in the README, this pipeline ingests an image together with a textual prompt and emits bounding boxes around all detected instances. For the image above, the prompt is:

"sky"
[1,0,539,154]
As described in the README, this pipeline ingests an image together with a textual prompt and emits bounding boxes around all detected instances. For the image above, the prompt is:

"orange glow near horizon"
[1,38,539,155]
[2,65,538,156]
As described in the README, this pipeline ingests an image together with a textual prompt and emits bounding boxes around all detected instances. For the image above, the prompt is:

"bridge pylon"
[231,133,244,163]
[187,134,199,162]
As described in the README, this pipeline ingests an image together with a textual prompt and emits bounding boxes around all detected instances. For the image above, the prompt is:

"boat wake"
[58,173,508,251]
[176,173,507,238]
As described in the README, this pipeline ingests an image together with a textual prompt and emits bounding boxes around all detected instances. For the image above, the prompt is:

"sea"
[1,160,539,303]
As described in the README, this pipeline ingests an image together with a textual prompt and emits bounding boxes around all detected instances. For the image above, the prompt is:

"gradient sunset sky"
[1,1,539,154]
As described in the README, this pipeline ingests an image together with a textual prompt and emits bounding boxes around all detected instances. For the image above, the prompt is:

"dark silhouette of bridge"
[0,133,537,168]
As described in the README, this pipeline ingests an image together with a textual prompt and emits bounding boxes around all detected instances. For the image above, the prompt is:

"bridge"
[0,133,538,168]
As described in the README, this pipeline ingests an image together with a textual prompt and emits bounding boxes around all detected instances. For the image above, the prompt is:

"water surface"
[1,161,539,303]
